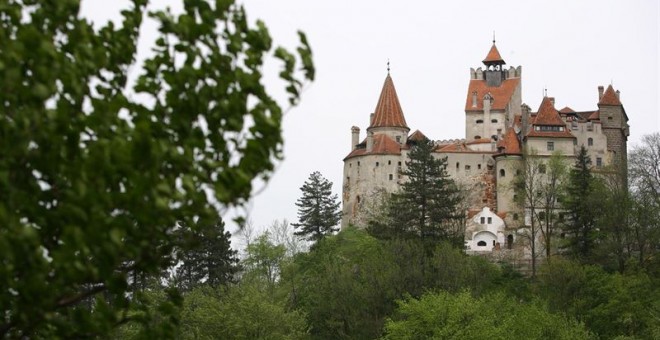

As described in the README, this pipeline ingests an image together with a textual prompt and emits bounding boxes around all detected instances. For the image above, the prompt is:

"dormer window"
[535,125,564,132]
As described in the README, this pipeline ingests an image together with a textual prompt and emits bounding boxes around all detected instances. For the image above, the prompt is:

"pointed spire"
[598,84,622,106]
[533,97,565,126]
[483,40,505,66]
[369,74,409,130]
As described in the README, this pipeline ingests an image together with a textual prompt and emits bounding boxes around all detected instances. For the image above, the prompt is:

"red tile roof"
[588,110,600,120]
[343,134,402,160]
[598,85,622,106]
[408,130,428,142]
[533,97,565,126]
[496,128,521,155]
[465,78,520,111]
[559,106,575,113]
[369,74,409,129]
[526,130,575,138]
[436,141,496,154]
[483,43,505,64]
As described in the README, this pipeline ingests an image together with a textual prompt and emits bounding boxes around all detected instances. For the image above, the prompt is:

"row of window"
[349,160,402,168]
[475,119,498,124]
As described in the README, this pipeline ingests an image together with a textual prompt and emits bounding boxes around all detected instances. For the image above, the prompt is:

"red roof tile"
[559,106,575,113]
[467,138,492,145]
[483,43,505,64]
[598,85,622,106]
[533,97,565,126]
[369,74,409,129]
[408,130,428,142]
[526,130,575,138]
[465,78,520,111]
[436,141,496,154]
[496,128,521,155]
[343,134,402,160]
[588,110,600,120]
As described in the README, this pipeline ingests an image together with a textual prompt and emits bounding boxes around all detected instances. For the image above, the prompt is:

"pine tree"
[562,146,599,261]
[174,219,240,291]
[292,171,341,243]
[390,138,462,248]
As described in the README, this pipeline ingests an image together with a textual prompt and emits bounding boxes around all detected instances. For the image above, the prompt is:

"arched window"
[477,241,487,247]
[499,169,506,177]
[588,137,593,146]
[474,135,481,139]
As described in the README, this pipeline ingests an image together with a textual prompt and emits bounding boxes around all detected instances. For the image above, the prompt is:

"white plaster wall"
[465,207,507,251]
[495,156,523,214]
[526,137,575,157]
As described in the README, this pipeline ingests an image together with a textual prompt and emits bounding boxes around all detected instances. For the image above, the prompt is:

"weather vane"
[387,59,390,74]
[493,31,496,44]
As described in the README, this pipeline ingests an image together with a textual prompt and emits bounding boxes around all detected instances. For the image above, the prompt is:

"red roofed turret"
[598,85,622,106]
[368,74,409,130]
[483,42,505,66]
[533,97,566,126]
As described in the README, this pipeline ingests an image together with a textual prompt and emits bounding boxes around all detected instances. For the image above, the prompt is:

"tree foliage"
[375,138,462,248]
[173,219,239,292]
[292,171,341,244]
[0,0,313,336]
[383,290,594,340]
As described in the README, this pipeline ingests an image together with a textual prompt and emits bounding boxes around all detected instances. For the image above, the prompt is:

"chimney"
[549,97,555,106]
[521,103,530,135]
[598,86,604,100]
[366,131,374,152]
[351,126,360,151]
[472,91,478,107]
[483,93,492,112]
[616,90,620,100]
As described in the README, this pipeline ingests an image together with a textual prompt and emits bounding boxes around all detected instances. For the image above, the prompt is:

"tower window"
[475,135,481,139]
[547,141,554,151]
[513,213,519,220]
[396,136,401,143]
[358,161,360,166]
[491,119,498,123]
[588,138,593,146]
[478,164,482,170]
[476,119,484,124]
[596,157,602,167]
[398,161,402,166]
[499,169,505,177]
[456,162,460,170]
[376,162,379,167]
[389,174,393,180]
[465,165,471,171]
[388,160,391,165]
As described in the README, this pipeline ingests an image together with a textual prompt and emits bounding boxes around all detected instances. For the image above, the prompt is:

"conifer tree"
[292,171,341,243]
[390,138,462,248]
[174,219,240,291]
[562,146,599,261]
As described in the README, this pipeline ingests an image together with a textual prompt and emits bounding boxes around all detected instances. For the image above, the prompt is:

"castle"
[341,40,629,254]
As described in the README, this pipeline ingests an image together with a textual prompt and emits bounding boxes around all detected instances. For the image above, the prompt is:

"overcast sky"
[82,0,659,238]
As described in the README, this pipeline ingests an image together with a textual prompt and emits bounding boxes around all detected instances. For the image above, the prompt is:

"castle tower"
[465,40,522,142]
[524,96,576,156]
[342,72,410,228]
[597,85,629,168]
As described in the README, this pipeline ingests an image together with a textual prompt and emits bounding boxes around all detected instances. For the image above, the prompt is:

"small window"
[487,217,492,224]
[596,157,602,167]
[539,164,546,174]
[388,160,392,165]
[507,235,514,249]
[376,162,379,167]
[356,195,361,203]
[456,162,460,169]
[396,136,401,143]
[513,213,519,221]
[480,217,485,224]
[358,161,361,166]
[499,169,506,177]
[398,161,402,166]
[547,141,554,151]
[588,138,593,146]
[477,241,487,247]
[478,164,482,170]
[465,165,471,171]
[573,139,577,146]
[476,119,484,124]
[389,174,393,180]
[492,119,498,123]
[608,116,613,120]
[347,176,350,181]
[516,170,521,176]
[474,135,481,139]
[349,163,352,168]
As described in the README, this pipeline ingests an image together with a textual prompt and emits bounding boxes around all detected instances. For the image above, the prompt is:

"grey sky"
[81,1,659,236]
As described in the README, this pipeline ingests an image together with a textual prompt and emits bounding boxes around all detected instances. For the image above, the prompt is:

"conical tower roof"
[497,128,521,155]
[483,43,505,65]
[533,97,565,126]
[598,85,622,106]
[369,74,409,130]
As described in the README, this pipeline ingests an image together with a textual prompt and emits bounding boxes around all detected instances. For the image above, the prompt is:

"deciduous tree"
[0,0,313,336]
